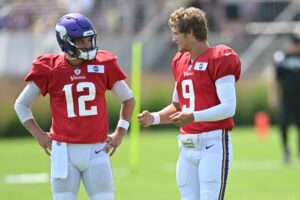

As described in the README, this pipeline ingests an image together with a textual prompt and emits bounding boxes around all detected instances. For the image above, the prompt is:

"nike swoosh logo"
[205,144,214,150]
[95,149,104,154]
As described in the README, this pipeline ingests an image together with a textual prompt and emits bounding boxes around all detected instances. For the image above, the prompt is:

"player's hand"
[170,111,194,127]
[137,110,153,127]
[35,132,52,156]
[105,129,126,156]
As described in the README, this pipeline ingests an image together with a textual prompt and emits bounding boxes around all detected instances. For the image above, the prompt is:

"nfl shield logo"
[87,65,104,73]
[194,62,208,71]
[74,69,81,75]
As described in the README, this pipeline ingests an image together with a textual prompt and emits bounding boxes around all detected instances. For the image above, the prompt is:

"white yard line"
[2,168,131,185]
[1,160,293,185]
[3,173,49,184]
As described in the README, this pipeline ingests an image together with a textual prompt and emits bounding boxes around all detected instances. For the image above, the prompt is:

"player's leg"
[198,130,232,200]
[176,150,200,200]
[51,163,81,200]
[279,103,290,163]
[82,143,114,200]
[51,141,81,200]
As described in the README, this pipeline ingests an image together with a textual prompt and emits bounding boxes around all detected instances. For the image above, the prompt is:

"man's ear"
[188,30,194,38]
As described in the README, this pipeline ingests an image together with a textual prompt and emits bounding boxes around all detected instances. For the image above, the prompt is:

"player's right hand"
[36,132,52,156]
[137,110,153,127]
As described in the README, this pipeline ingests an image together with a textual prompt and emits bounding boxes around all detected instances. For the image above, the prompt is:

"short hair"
[168,7,208,41]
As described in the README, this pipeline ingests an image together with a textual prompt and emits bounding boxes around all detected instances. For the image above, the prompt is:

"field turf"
[0,126,299,200]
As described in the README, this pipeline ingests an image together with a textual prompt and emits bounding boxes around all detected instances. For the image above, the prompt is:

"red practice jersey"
[172,44,241,134]
[25,50,126,143]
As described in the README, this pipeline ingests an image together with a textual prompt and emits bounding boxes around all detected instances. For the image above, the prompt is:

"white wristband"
[117,119,129,131]
[151,112,160,125]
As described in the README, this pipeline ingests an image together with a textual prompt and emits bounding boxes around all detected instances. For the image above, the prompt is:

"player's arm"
[171,75,236,126]
[268,52,283,109]
[138,84,180,127]
[14,81,52,155]
[107,80,135,155]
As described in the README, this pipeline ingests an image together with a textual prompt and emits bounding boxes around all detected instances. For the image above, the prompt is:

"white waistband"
[53,141,106,149]
[180,129,227,141]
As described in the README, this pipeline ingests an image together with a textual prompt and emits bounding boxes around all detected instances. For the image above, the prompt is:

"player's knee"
[200,182,223,200]
[52,177,74,193]
[89,161,113,188]
[200,191,218,200]
[89,192,114,200]
[52,192,77,200]
[84,161,114,197]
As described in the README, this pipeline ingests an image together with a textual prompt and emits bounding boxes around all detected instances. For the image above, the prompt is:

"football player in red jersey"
[14,13,135,200]
[138,7,240,200]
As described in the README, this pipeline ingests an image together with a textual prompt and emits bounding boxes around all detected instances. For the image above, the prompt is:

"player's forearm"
[119,97,135,121]
[157,103,179,124]
[116,97,135,132]
[193,99,235,122]
[23,119,47,139]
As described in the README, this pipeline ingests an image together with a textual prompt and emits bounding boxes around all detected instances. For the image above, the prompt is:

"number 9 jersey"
[25,50,126,143]
[172,44,241,134]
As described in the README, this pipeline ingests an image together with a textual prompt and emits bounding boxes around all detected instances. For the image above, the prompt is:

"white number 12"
[63,82,97,118]
[181,79,195,111]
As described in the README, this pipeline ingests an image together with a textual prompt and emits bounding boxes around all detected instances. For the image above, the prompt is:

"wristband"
[117,119,129,131]
[151,112,160,125]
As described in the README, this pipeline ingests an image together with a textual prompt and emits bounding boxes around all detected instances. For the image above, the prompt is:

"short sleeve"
[171,52,186,81]
[24,56,51,96]
[211,53,241,83]
[106,58,127,90]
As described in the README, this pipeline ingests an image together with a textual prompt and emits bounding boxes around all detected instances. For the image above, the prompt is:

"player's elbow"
[14,99,22,114]
[123,96,135,108]
[14,101,17,113]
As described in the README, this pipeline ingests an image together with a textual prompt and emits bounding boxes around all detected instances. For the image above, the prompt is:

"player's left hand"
[105,128,126,156]
[170,111,194,127]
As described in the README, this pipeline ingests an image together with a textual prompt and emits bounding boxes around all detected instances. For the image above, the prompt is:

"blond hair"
[168,7,208,41]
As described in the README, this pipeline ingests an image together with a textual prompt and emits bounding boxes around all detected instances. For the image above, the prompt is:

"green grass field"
[0,126,299,200]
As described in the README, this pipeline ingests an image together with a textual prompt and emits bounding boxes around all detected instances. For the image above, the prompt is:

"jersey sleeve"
[171,52,185,81]
[211,49,241,82]
[24,55,52,96]
[106,57,127,90]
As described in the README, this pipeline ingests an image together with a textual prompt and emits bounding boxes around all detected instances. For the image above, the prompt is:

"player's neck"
[190,41,210,60]
[66,55,84,67]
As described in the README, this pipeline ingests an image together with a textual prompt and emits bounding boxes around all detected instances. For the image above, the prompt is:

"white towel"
[51,141,68,179]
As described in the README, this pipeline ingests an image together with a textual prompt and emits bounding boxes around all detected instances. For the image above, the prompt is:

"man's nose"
[83,41,92,49]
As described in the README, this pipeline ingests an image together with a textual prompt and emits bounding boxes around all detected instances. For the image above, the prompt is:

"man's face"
[74,36,93,50]
[171,27,189,52]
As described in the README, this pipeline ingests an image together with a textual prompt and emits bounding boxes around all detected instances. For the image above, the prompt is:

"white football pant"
[51,142,114,200]
[176,130,232,200]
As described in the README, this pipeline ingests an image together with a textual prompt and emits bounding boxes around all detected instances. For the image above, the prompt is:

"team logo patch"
[74,68,81,75]
[87,65,104,73]
[194,62,208,71]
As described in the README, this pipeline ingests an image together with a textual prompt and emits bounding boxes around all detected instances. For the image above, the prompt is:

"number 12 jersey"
[25,51,126,143]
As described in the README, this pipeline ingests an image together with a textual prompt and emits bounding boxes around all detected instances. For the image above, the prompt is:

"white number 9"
[181,79,195,111]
